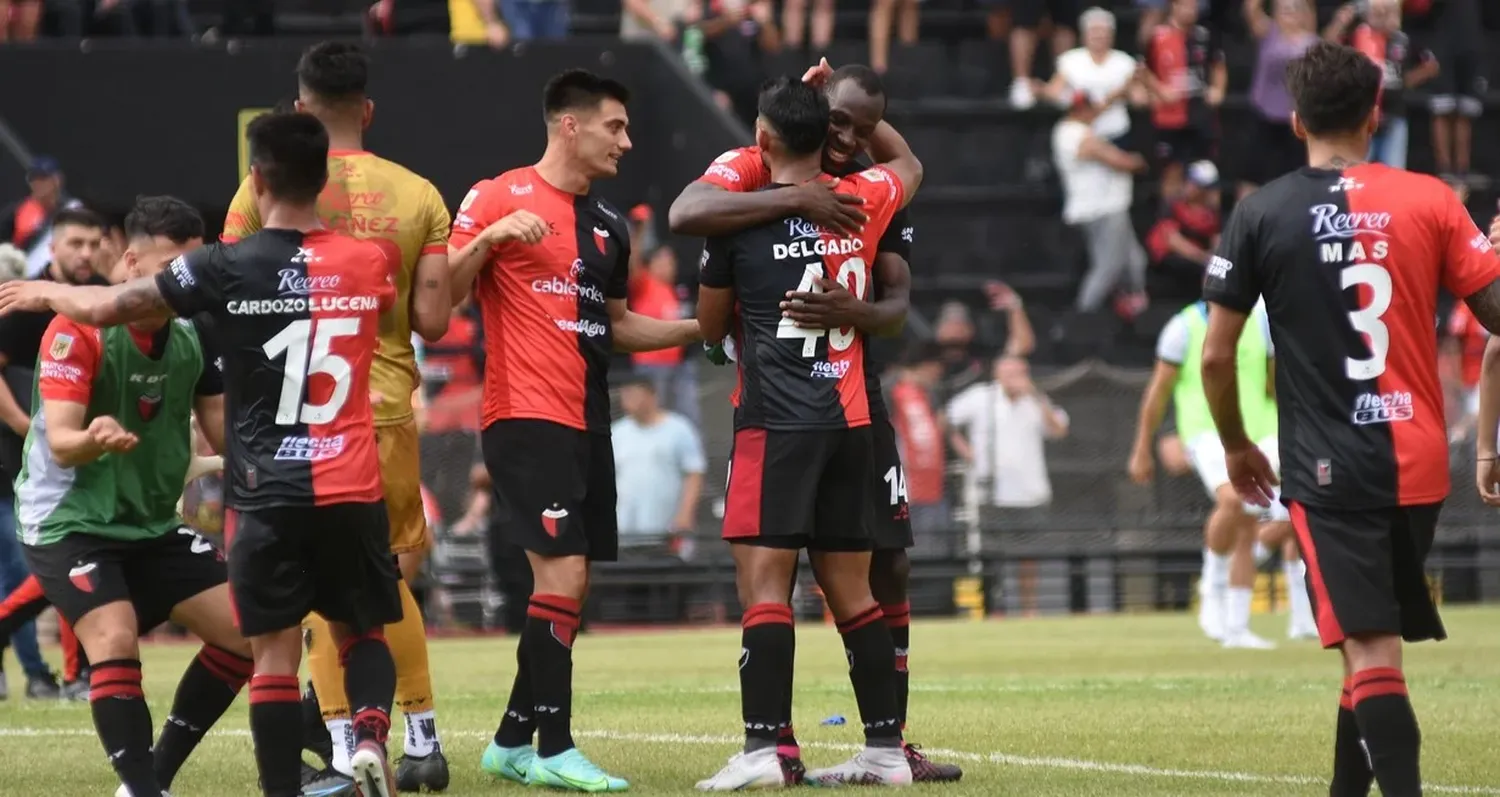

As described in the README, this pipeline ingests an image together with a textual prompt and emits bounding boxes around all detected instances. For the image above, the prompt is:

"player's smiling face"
[822,80,884,172]
[573,98,632,178]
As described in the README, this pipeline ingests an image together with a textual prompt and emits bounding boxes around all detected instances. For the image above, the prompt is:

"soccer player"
[0,112,408,797]
[220,40,455,793]
[1201,41,1500,797]
[694,76,921,790]
[450,70,700,792]
[3,195,254,797]
[669,62,960,783]
[1127,300,1296,648]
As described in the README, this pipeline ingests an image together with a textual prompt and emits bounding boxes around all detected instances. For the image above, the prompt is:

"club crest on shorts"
[592,226,610,255]
[541,505,569,538]
[68,562,98,594]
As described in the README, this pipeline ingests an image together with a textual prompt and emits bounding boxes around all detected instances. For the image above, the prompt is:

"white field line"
[0,726,1496,794]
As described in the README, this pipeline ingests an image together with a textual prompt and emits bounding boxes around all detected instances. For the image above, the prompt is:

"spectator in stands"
[0,0,40,40]
[998,0,1078,110]
[1407,0,1484,182]
[622,0,689,40]
[367,0,451,36]
[947,355,1069,517]
[1323,0,1437,170]
[1133,0,1206,49]
[868,0,918,74]
[695,0,779,126]
[1053,90,1149,319]
[1040,7,1143,145]
[779,0,830,54]
[1240,0,1317,197]
[890,346,950,546]
[933,287,1036,407]
[420,301,485,523]
[0,158,66,264]
[630,245,699,424]
[1145,159,1221,304]
[612,376,706,558]
[1141,0,1226,202]
[47,0,139,35]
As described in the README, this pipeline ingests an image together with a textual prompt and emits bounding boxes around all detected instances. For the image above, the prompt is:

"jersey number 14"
[263,318,359,425]
[776,259,869,356]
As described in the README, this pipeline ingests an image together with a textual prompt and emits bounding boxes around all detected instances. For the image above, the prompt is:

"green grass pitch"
[3,607,1500,796]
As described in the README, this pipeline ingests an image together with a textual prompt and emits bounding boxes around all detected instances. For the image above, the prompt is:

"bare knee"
[733,544,799,607]
[811,550,875,620]
[74,602,140,661]
[1343,633,1403,672]
[869,548,910,605]
[528,553,590,601]
[250,626,305,676]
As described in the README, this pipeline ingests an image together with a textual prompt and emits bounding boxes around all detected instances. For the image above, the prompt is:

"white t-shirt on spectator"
[612,411,706,536]
[947,384,1065,508]
[620,0,692,40]
[1055,47,1138,140]
[1053,119,1133,225]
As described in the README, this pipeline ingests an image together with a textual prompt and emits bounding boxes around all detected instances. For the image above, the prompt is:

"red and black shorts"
[481,419,619,562]
[25,526,228,633]
[869,415,914,551]
[224,502,403,637]
[1288,501,1446,650]
[723,427,874,551]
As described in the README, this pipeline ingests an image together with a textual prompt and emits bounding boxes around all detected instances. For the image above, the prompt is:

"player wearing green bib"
[1129,300,1314,647]
[11,197,254,797]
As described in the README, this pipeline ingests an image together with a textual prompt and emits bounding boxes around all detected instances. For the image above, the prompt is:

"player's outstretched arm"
[1127,360,1179,484]
[21,277,176,328]
[668,181,867,237]
[42,401,136,468]
[609,298,703,353]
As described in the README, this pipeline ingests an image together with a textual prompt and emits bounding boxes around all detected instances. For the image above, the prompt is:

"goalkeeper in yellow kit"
[222,41,454,793]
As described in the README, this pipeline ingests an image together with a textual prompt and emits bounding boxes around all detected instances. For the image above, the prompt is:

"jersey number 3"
[263,318,359,424]
[776,259,868,356]
[1342,263,1392,380]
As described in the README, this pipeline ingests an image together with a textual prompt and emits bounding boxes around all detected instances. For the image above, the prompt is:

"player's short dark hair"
[246,112,330,205]
[543,69,630,119]
[828,65,886,101]
[51,206,104,232]
[124,196,204,244]
[296,41,369,104]
[1286,41,1382,136]
[757,76,830,156]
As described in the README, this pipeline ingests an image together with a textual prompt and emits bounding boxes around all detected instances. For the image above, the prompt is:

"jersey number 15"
[263,318,359,425]
[776,258,869,356]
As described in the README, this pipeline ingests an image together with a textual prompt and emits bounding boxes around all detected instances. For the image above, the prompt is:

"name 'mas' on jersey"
[1203,163,1500,509]
[698,146,914,419]
[155,229,396,510]
[699,166,906,430]
[449,167,631,432]
[222,150,450,427]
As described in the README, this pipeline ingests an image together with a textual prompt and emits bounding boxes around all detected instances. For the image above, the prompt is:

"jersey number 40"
[263,318,359,425]
[776,259,869,356]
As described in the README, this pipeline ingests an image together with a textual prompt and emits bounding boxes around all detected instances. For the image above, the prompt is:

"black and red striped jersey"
[1204,163,1500,509]
[699,166,906,431]
[155,228,395,510]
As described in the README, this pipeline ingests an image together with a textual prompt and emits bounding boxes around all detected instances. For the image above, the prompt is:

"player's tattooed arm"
[35,277,175,328]
[668,181,867,237]
[1463,278,1500,337]
[612,298,703,353]
[411,252,453,342]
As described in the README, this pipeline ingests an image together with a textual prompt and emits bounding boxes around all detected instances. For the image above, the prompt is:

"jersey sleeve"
[1438,188,1500,299]
[420,181,452,256]
[856,167,906,236]
[192,319,225,397]
[1202,201,1262,312]
[877,207,912,260]
[36,316,101,404]
[220,177,261,243]
[1155,313,1191,365]
[155,244,229,319]
[697,148,772,192]
[449,179,506,252]
[698,237,735,289]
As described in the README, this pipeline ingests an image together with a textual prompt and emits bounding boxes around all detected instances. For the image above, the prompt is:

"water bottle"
[682,25,707,76]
